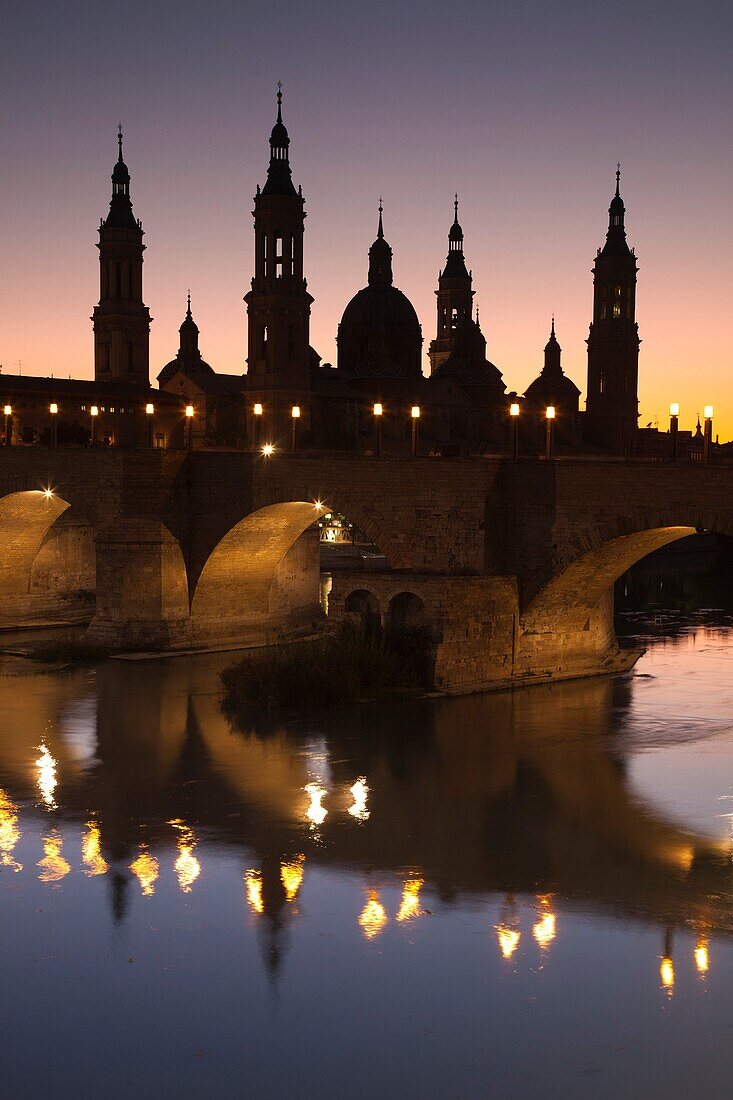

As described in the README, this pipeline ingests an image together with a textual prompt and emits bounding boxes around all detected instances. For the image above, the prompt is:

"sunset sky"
[2,0,732,435]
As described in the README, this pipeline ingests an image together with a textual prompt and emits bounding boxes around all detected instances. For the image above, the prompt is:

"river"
[2,553,733,1097]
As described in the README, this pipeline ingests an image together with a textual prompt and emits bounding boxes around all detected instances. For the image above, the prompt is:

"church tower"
[245,87,313,439]
[428,196,474,374]
[92,129,151,385]
[584,168,640,453]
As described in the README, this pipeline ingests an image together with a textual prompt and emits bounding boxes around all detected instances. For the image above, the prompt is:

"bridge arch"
[0,489,89,626]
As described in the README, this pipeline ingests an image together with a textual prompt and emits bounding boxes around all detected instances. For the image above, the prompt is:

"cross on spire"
[454,193,459,222]
[616,162,621,195]
[118,123,123,160]
[377,196,384,238]
[277,80,283,119]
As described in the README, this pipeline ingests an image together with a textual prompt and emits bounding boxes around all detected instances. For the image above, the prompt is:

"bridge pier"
[87,522,190,648]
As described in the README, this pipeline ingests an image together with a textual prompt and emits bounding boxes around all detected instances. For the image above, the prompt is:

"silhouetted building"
[337,204,423,384]
[158,296,246,446]
[92,129,152,386]
[523,319,580,447]
[584,168,640,454]
[244,87,318,446]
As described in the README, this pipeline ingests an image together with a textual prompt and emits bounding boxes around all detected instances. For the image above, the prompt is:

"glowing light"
[348,777,370,822]
[510,402,520,417]
[704,405,714,419]
[314,500,323,510]
[37,829,70,883]
[280,855,305,902]
[145,402,154,415]
[546,405,556,420]
[532,897,557,950]
[43,488,54,500]
[670,402,680,417]
[253,402,263,416]
[245,869,264,914]
[129,845,159,896]
[81,820,108,877]
[359,890,387,939]
[90,406,98,417]
[304,782,328,827]
[496,925,521,960]
[291,405,301,419]
[185,404,194,418]
[396,877,424,922]
[660,956,675,994]
[261,443,275,457]
[695,938,709,976]
[0,789,23,872]
[170,819,201,893]
[3,405,11,416]
[411,405,421,419]
[35,743,58,809]
[49,402,58,415]
[373,402,383,417]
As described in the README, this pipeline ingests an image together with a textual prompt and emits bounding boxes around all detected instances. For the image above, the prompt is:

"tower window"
[599,374,604,395]
[263,235,268,277]
[261,325,268,358]
[291,234,295,276]
[275,237,284,278]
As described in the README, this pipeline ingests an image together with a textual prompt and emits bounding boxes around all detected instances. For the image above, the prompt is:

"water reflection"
[280,855,305,903]
[0,789,23,872]
[37,828,70,883]
[35,743,58,809]
[129,844,159,897]
[396,877,423,922]
[170,819,201,894]
[532,896,557,950]
[245,869,265,915]
[359,890,388,939]
[81,819,108,877]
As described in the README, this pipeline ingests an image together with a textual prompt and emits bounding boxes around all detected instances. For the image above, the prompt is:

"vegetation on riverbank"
[17,634,112,665]
[221,622,435,709]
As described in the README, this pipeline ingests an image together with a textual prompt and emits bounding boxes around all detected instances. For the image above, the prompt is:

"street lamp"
[49,402,58,448]
[509,402,520,459]
[669,402,679,462]
[291,405,301,453]
[411,405,420,457]
[373,402,383,457]
[253,402,263,448]
[90,405,99,446]
[703,404,714,464]
[261,442,275,457]
[3,404,11,447]
[185,404,195,451]
[145,403,154,448]
[545,406,556,459]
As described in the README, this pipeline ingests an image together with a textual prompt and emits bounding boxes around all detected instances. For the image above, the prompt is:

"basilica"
[2,91,650,456]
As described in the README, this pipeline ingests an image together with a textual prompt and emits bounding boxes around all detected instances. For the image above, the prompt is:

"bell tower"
[584,167,640,453]
[429,196,474,374]
[244,87,313,439]
[92,128,151,385]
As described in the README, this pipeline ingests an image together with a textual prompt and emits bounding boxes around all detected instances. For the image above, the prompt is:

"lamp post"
[291,405,301,453]
[703,405,714,464]
[253,402,263,449]
[669,403,679,462]
[545,406,556,459]
[509,402,520,459]
[185,404,195,452]
[90,405,99,446]
[49,402,58,447]
[3,405,12,447]
[145,403,154,448]
[373,403,383,457]
[411,405,420,457]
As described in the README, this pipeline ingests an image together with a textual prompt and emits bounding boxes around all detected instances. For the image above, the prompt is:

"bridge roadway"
[1,447,731,691]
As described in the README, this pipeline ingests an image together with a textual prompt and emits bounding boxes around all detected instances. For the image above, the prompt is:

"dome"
[449,218,463,243]
[112,158,130,184]
[337,285,423,381]
[270,117,289,148]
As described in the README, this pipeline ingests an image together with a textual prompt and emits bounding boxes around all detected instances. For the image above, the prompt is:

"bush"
[24,634,111,665]
[221,622,434,710]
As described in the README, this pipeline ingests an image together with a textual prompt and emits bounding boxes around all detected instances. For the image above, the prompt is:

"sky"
[2,0,732,436]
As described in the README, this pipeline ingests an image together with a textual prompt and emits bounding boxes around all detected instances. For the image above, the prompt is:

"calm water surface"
[2,614,733,1098]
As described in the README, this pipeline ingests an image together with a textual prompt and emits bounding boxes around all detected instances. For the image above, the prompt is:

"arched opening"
[0,490,94,628]
[387,591,425,631]
[344,589,381,633]
[191,502,327,643]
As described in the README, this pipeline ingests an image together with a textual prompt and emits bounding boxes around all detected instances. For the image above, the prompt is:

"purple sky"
[2,0,732,434]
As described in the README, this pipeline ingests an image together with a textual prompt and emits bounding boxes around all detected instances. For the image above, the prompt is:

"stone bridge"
[1,448,731,691]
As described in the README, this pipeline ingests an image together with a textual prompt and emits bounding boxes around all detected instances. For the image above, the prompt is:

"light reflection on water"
[2,616,733,1096]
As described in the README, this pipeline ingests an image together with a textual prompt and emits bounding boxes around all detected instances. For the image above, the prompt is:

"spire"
[178,292,200,360]
[368,200,393,287]
[543,317,562,375]
[105,126,137,230]
[602,163,630,255]
[443,193,468,278]
[262,83,297,197]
